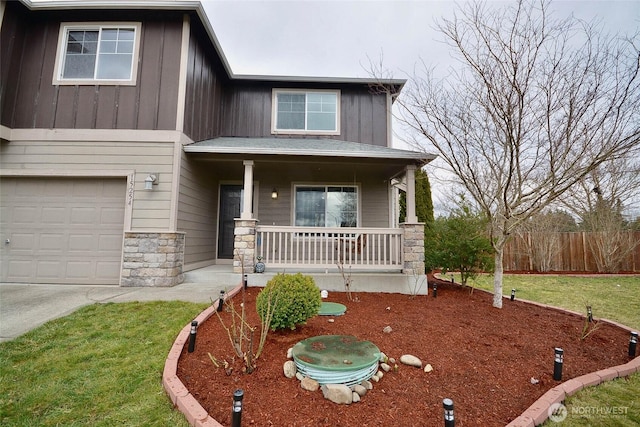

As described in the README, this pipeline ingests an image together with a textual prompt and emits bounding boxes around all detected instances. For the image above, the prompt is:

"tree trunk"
[493,246,504,308]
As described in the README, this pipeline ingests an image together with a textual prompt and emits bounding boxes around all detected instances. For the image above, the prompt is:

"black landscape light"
[587,306,593,323]
[243,274,248,289]
[433,282,437,298]
[443,398,455,427]
[553,348,564,381]
[450,275,454,283]
[629,332,638,358]
[188,320,198,353]
[217,290,225,312]
[510,289,516,301]
[231,389,244,427]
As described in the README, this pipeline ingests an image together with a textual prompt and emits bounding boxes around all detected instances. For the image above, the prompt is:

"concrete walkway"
[0,281,227,342]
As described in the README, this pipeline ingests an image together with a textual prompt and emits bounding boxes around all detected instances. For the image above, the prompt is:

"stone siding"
[121,232,185,287]
[233,219,257,273]
[401,223,425,276]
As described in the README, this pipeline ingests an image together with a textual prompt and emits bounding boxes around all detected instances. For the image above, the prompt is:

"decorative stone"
[400,354,422,368]
[371,375,380,383]
[328,318,335,323]
[283,361,297,378]
[301,377,319,392]
[383,326,393,334]
[295,372,304,381]
[352,392,361,403]
[380,363,391,372]
[376,370,384,379]
[353,384,367,397]
[321,384,353,404]
[388,357,396,364]
[379,352,387,362]
[424,364,433,373]
[361,380,373,390]
[287,347,293,359]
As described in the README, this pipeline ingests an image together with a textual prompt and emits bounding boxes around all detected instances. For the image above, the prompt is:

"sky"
[202,0,640,217]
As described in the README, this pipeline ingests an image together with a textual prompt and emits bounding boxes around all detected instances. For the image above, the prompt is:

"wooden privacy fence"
[502,231,640,273]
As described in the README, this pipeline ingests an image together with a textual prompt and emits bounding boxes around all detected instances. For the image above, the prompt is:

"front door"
[218,185,242,259]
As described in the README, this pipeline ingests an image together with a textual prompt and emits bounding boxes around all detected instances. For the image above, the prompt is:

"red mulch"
[177,276,632,427]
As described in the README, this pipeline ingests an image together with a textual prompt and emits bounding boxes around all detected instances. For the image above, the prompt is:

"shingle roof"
[184,137,435,163]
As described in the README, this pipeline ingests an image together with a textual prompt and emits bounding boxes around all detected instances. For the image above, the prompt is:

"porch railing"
[255,226,403,271]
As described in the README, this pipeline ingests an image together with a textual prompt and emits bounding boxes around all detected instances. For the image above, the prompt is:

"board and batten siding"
[176,152,218,267]
[0,2,182,131]
[182,18,227,142]
[0,138,176,231]
[220,84,390,146]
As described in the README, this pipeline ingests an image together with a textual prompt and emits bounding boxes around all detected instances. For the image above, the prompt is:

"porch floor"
[183,264,427,295]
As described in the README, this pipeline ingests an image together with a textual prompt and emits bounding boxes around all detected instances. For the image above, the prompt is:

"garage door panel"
[1,177,126,285]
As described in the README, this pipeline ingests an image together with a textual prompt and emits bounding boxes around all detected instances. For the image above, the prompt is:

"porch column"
[405,164,418,224]
[241,160,254,219]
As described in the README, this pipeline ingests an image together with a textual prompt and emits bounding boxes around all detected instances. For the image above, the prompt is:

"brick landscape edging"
[164,283,640,427]
[162,283,243,427]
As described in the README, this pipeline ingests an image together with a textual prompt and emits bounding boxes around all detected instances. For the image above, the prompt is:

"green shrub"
[256,273,321,330]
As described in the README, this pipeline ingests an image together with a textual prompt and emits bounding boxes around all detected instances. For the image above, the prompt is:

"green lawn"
[0,301,206,426]
[465,273,640,426]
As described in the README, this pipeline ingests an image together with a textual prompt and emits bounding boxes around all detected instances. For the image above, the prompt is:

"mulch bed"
[177,277,631,426]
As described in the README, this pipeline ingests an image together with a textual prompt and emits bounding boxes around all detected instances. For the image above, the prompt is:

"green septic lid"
[318,302,347,316]
[292,335,380,372]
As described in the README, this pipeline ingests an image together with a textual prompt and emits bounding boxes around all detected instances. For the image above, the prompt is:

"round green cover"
[318,302,347,316]
[292,335,380,372]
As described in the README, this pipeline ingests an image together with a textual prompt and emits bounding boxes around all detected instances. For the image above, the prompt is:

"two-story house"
[0,0,433,289]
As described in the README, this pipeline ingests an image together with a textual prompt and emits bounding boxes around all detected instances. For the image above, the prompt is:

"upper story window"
[272,89,340,135]
[53,23,141,85]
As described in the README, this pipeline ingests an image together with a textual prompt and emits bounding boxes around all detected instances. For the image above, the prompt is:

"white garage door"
[0,177,126,285]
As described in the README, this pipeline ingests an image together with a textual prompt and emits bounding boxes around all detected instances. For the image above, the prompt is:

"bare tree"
[373,0,640,307]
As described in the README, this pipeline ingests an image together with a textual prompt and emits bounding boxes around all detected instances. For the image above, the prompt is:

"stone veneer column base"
[400,222,425,276]
[121,232,185,287]
[233,218,257,273]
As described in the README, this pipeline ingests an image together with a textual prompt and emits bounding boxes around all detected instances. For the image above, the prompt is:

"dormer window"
[272,89,340,135]
[53,23,141,85]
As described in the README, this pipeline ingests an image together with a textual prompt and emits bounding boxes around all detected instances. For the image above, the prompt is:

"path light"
[321,289,329,299]
[450,275,454,283]
[217,290,225,312]
[231,389,244,427]
[587,306,593,323]
[243,274,248,289]
[510,289,516,301]
[553,348,564,381]
[433,282,437,298]
[443,398,455,427]
[188,320,198,353]
[630,332,638,358]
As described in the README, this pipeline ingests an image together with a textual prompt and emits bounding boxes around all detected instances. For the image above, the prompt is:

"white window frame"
[292,184,360,228]
[271,89,341,135]
[52,22,142,86]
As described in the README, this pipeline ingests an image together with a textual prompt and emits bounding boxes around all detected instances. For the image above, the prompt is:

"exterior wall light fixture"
[144,173,158,190]
[271,188,278,199]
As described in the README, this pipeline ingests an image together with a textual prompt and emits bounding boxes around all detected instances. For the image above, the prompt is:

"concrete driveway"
[0,282,225,342]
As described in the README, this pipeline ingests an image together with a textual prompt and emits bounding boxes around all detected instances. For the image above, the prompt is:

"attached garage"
[0,177,126,285]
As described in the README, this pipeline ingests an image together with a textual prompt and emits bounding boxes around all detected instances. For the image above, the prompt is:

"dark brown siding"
[182,19,227,142]
[0,2,182,130]
[220,82,389,146]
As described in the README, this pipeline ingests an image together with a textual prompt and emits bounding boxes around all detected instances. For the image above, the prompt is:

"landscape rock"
[400,354,422,368]
[383,326,393,334]
[380,363,391,372]
[301,377,319,392]
[361,380,373,390]
[295,372,304,381]
[352,391,361,403]
[321,384,353,404]
[424,364,433,373]
[379,352,387,362]
[283,360,297,378]
[286,347,293,358]
[388,357,396,364]
[376,370,384,379]
[353,384,367,397]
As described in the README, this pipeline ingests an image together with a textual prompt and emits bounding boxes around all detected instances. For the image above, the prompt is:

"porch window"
[295,186,357,227]
[272,90,340,134]
[53,23,141,85]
